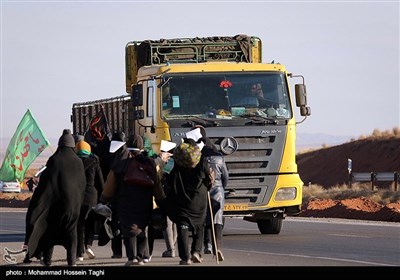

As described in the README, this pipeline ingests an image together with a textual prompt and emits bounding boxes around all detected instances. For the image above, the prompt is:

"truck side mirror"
[295,84,311,117]
[300,106,311,117]
[131,84,143,106]
[295,84,307,107]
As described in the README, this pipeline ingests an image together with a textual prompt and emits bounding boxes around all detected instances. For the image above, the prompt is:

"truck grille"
[210,135,284,206]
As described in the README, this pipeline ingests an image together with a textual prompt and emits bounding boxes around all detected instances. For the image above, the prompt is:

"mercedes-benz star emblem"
[220,137,238,155]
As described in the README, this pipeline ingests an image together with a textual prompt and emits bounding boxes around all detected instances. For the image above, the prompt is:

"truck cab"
[71,35,310,234]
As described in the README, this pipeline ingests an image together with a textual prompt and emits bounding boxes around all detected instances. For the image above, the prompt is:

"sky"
[1,0,399,144]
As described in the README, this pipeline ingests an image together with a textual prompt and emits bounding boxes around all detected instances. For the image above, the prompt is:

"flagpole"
[48,145,55,154]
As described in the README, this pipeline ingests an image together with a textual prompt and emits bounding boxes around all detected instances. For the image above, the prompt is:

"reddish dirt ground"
[1,192,399,223]
[299,197,400,222]
[0,192,32,208]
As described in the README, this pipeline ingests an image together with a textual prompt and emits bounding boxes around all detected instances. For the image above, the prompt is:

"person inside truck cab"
[252,82,281,111]
[251,83,264,99]
[231,83,261,108]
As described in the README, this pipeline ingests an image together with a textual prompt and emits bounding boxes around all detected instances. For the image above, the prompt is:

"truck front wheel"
[256,217,283,234]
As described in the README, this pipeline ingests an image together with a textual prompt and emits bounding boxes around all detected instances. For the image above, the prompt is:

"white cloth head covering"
[109,140,126,153]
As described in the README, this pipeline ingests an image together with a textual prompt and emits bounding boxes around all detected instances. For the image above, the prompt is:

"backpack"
[123,156,156,188]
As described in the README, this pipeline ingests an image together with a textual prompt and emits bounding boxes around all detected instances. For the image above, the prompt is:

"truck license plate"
[224,204,248,211]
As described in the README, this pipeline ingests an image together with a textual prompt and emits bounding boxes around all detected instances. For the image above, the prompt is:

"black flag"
[84,108,112,149]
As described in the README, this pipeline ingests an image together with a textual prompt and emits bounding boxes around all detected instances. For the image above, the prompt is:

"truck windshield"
[161,72,292,120]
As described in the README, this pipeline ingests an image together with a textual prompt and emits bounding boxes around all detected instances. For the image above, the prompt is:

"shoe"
[204,243,212,254]
[124,259,138,266]
[111,254,122,259]
[137,260,144,265]
[179,259,192,265]
[23,255,32,264]
[77,257,84,262]
[191,252,203,263]
[162,250,175,258]
[85,247,95,259]
[143,256,152,263]
[40,259,51,266]
[216,250,225,262]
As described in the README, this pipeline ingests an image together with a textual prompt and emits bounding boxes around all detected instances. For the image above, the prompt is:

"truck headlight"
[275,187,296,201]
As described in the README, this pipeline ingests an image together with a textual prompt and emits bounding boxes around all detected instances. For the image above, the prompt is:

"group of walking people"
[23,125,229,266]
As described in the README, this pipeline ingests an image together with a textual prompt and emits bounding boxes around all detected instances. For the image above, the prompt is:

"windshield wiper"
[239,114,278,125]
[184,116,221,127]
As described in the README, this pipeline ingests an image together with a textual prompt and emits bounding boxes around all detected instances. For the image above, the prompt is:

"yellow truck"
[71,35,311,234]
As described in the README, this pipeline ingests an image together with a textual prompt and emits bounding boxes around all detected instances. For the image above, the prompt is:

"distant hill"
[296,133,353,152]
[297,136,400,188]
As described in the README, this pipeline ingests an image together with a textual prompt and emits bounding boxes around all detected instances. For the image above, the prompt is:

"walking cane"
[207,191,219,264]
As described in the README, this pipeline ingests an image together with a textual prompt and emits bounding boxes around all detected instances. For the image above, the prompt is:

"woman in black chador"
[25,129,86,266]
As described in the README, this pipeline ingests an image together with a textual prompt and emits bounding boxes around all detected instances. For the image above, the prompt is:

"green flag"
[0,109,50,182]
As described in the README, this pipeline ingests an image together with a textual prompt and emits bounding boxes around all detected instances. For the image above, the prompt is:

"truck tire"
[256,217,283,234]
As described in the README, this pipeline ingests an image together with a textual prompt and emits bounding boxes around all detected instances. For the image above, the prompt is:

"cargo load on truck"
[125,35,262,91]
